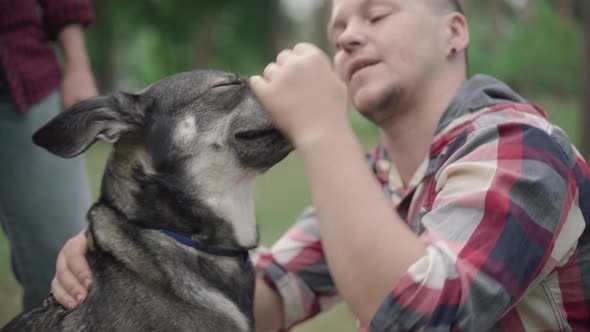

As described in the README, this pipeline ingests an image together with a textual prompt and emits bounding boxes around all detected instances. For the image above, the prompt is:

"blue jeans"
[0,90,92,310]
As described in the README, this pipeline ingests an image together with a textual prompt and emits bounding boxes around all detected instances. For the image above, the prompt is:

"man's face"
[328,0,449,121]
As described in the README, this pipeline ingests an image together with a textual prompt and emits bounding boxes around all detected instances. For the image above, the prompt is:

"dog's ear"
[33,92,153,158]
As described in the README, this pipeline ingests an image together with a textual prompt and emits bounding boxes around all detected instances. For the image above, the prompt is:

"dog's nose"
[237,76,248,85]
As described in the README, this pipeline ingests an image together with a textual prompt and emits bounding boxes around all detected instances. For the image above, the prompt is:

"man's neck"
[378,72,466,186]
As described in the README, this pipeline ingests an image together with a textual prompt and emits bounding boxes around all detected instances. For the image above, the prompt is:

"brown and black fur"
[1,70,292,332]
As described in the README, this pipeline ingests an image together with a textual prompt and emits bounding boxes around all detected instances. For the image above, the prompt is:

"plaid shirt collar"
[372,74,530,195]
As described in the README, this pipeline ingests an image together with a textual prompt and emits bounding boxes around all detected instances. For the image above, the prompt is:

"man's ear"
[446,12,469,57]
[32,92,153,158]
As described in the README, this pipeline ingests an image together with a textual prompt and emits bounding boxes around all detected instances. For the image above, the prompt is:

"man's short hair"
[433,0,464,14]
[449,0,464,14]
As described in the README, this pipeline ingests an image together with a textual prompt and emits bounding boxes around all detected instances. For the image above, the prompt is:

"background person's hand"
[61,66,98,110]
[250,43,349,148]
[51,230,93,310]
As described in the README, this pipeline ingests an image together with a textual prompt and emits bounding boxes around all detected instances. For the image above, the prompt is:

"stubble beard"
[356,82,410,127]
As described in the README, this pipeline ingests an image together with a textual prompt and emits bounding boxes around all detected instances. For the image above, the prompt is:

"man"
[52,0,590,330]
[0,0,96,310]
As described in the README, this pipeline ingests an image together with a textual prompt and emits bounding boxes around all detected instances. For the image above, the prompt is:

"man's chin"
[352,88,400,124]
[353,89,385,114]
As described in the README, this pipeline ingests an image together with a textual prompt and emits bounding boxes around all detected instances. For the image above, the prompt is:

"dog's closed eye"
[211,79,245,91]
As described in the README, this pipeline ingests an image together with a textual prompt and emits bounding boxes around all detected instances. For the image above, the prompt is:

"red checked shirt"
[0,0,95,112]
[255,75,590,331]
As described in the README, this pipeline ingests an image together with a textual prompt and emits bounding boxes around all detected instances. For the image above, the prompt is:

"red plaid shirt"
[0,0,95,112]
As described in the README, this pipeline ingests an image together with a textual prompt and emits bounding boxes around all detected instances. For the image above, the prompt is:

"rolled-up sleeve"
[370,122,586,331]
[39,0,95,41]
[255,207,341,330]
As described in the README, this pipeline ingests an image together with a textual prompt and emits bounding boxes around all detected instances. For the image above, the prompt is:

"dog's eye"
[211,80,243,90]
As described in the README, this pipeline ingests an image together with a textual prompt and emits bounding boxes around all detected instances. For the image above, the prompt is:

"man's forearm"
[254,274,285,331]
[297,125,427,325]
[57,24,92,72]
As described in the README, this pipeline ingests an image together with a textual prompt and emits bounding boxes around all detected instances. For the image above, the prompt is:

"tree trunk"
[555,0,574,20]
[88,0,116,93]
[268,0,288,59]
[313,0,332,54]
[487,0,501,50]
[461,0,472,15]
[192,16,219,69]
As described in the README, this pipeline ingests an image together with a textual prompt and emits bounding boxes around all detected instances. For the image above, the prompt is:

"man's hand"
[250,43,349,149]
[52,230,93,310]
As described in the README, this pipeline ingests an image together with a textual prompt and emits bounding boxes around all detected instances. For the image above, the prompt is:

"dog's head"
[34,70,291,169]
[33,70,293,248]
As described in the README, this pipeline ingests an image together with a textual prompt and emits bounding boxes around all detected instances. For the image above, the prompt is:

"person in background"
[0,0,97,311]
[52,0,590,331]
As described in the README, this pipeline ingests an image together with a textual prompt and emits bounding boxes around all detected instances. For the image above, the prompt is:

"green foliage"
[469,0,582,98]
[86,1,278,90]
[86,1,584,98]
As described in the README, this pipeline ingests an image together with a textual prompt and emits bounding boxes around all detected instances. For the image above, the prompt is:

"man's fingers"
[63,236,93,290]
[276,49,294,65]
[262,62,280,80]
[51,277,77,310]
[67,253,92,289]
[58,266,88,305]
[250,75,272,99]
[293,42,315,54]
[55,250,88,302]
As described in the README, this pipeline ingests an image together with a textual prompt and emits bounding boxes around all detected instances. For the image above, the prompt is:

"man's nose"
[336,21,367,52]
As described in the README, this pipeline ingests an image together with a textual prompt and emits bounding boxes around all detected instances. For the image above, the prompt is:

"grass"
[0,96,581,329]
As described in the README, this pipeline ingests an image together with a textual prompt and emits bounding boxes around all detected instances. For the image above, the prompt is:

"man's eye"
[369,13,390,23]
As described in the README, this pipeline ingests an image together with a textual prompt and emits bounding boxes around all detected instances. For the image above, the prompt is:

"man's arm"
[250,43,427,325]
[296,125,427,324]
[254,207,342,330]
[254,274,285,332]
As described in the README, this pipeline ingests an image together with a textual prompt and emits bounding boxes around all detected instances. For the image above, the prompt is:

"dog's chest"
[85,252,255,332]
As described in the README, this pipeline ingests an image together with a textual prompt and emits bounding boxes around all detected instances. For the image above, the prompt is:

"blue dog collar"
[159,229,252,271]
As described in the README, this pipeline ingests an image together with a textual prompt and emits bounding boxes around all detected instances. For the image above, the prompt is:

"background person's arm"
[57,24,97,109]
[39,0,97,109]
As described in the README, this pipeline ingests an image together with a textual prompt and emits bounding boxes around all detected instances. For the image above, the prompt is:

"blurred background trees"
[85,0,582,96]
[87,0,285,92]
[1,0,589,330]
[83,0,589,154]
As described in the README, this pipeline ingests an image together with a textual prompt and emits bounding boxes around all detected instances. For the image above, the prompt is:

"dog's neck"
[99,144,259,251]
[199,173,258,249]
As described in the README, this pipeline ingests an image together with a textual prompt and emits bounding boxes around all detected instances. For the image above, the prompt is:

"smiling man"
[51,0,590,331]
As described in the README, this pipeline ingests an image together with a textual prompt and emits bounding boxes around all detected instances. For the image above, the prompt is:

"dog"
[1,70,293,331]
